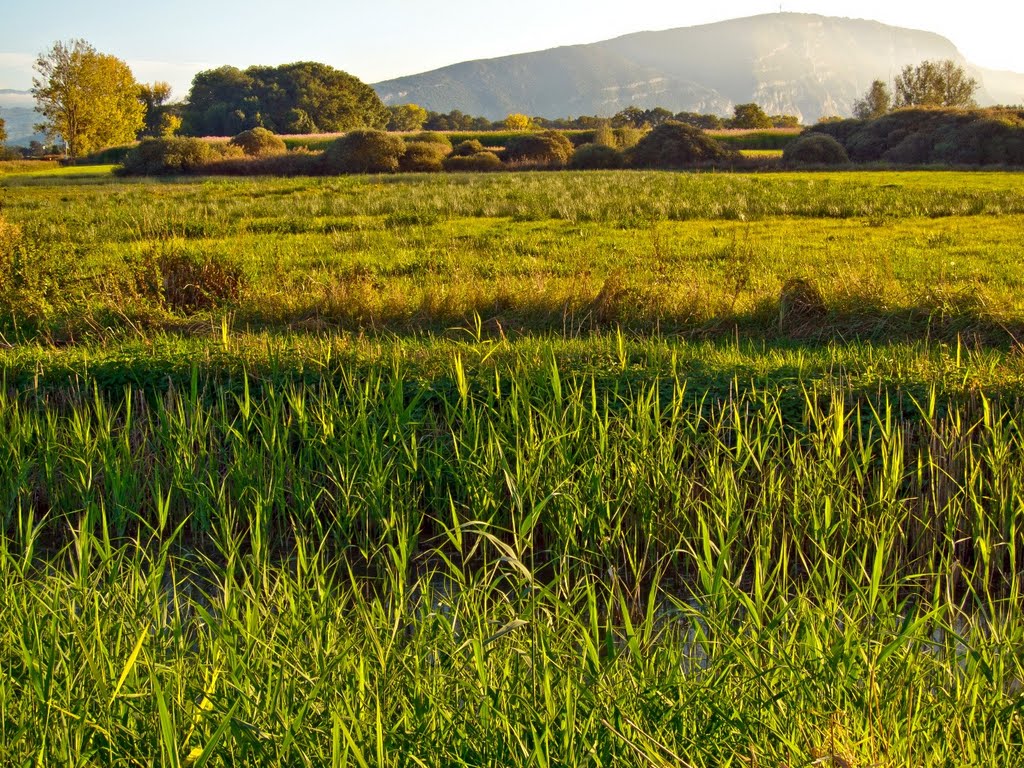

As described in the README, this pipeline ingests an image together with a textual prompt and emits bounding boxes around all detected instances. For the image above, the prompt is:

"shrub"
[569,143,624,170]
[628,122,739,168]
[451,139,486,157]
[202,148,323,176]
[322,130,406,174]
[782,133,850,166]
[441,152,503,172]
[612,127,645,149]
[812,108,1024,166]
[411,132,453,149]
[118,137,215,175]
[400,141,449,172]
[134,242,246,314]
[778,277,826,333]
[502,130,574,167]
[230,127,287,157]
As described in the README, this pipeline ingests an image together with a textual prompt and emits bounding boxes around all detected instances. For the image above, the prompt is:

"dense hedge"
[809,108,1024,166]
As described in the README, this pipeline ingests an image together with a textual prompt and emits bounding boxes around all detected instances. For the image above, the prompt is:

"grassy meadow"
[1,165,1023,766]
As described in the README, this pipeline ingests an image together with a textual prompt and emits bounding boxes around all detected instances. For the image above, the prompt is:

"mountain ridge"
[373,13,1024,121]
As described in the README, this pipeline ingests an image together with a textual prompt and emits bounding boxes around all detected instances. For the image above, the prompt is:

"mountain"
[373,13,1020,122]
[0,90,45,146]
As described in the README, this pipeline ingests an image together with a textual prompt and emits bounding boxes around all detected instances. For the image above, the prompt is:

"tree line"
[11,37,987,159]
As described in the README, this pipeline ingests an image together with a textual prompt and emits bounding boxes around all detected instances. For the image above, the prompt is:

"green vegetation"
[1,167,1023,765]
[229,127,287,157]
[32,38,145,157]
[181,62,388,136]
[810,108,1024,166]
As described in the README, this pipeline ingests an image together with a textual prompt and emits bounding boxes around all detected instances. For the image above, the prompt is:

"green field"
[1,167,1022,766]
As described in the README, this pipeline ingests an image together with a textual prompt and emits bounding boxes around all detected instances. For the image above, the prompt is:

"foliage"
[441,151,503,172]
[629,121,739,168]
[610,106,674,129]
[451,139,486,157]
[728,102,773,129]
[853,79,891,120]
[503,113,535,131]
[770,114,801,128]
[399,140,449,172]
[410,132,452,148]
[117,137,216,175]
[502,130,574,166]
[811,108,1024,166]
[182,62,388,136]
[32,39,146,157]
[230,127,287,156]
[322,129,406,173]
[387,103,428,132]
[138,81,176,137]
[782,133,850,166]
[568,143,624,169]
[894,59,979,108]
[673,111,725,130]
[0,116,6,144]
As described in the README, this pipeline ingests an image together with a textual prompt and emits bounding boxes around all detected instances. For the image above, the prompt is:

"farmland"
[1,166,1023,766]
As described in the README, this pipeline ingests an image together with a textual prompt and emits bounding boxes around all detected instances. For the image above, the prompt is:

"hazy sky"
[1,1,1021,100]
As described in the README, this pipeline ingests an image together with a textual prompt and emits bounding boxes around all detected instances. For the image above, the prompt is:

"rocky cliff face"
[374,13,1015,121]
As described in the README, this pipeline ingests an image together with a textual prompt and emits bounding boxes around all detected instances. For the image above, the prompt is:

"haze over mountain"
[373,13,1024,122]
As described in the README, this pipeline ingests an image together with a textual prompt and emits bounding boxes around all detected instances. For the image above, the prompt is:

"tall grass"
[1,360,1022,765]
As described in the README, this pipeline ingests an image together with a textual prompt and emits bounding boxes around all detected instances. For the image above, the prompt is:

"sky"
[1,1,1022,101]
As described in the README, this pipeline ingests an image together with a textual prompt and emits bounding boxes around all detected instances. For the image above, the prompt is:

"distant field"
[1,167,1022,766]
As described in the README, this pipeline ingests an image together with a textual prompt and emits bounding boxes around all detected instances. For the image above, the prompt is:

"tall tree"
[0,116,7,145]
[181,62,388,136]
[138,81,176,136]
[386,104,428,132]
[729,103,772,129]
[32,39,145,157]
[893,60,978,109]
[853,79,892,119]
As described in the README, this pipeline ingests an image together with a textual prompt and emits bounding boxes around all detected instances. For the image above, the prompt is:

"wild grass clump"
[629,121,740,168]
[569,143,624,169]
[229,127,287,157]
[133,241,247,313]
[442,151,503,172]
[502,130,575,167]
[118,137,217,175]
[782,133,850,166]
[400,141,450,172]
[322,129,407,173]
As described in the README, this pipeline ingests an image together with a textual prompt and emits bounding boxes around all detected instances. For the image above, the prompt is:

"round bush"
[323,130,406,174]
[782,133,850,166]
[118,137,215,175]
[411,132,453,149]
[230,127,287,157]
[451,139,486,157]
[629,122,738,168]
[400,141,449,172]
[569,143,624,170]
[442,152,503,172]
[502,131,574,167]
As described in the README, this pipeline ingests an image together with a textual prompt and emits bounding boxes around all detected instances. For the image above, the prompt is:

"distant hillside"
[374,13,1018,122]
[0,91,44,146]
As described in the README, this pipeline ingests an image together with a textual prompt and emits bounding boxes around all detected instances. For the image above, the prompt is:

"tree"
[32,39,145,157]
[853,79,892,119]
[729,103,772,129]
[503,113,534,131]
[181,62,388,136]
[139,81,174,137]
[386,104,428,132]
[0,116,6,145]
[893,60,978,109]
